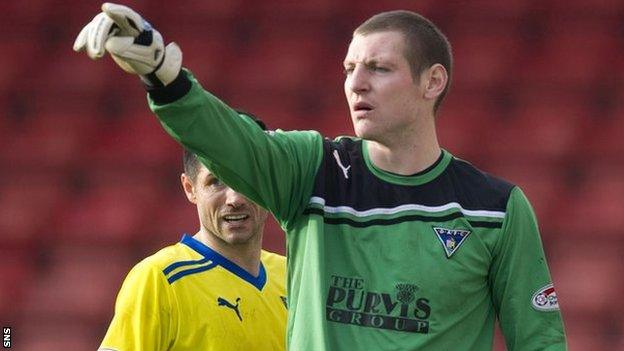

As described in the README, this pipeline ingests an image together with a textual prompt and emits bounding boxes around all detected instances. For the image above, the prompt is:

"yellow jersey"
[99,234,287,351]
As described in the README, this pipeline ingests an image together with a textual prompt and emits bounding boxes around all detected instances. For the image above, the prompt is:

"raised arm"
[74,3,323,226]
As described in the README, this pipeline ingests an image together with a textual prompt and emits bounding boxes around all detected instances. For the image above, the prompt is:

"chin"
[353,118,377,138]
[222,230,256,245]
[222,234,251,245]
[353,124,368,138]
[227,238,252,245]
[354,128,376,141]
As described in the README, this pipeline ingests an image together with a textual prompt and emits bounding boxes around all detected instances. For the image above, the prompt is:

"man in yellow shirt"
[99,115,287,351]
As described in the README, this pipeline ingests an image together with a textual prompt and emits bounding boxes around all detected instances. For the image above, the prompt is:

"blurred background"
[1,0,623,349]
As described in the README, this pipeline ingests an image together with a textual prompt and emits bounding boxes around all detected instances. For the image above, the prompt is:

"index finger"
[101,2,145,37]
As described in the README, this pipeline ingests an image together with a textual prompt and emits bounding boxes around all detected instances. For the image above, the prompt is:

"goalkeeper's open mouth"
[352,101,374,118]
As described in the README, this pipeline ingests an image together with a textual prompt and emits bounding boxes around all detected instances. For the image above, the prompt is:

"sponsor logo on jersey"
[531,283,559,311]
[433,227,471,258]
[325,275,430,333]
[217,296,243,321]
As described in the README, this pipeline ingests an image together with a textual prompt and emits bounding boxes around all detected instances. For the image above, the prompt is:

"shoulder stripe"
[163,256,211,275]
[308,197,506,219]
[166,261,218,284]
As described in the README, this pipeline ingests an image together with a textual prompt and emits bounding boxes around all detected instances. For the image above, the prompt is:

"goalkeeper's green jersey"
[148,70,566,350]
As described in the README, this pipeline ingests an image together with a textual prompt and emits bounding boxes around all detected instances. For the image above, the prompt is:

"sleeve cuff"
[146,70,192,105]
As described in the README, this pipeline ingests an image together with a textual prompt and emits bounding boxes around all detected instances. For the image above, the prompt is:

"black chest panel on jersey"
[304,138,514,228]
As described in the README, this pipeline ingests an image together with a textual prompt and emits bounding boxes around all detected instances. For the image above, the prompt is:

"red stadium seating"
[0,171,68,247]
[3,1,623,349]
[19,244,134,321]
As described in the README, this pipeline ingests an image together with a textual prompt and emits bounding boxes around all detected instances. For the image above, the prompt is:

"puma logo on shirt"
[217,297,242,321]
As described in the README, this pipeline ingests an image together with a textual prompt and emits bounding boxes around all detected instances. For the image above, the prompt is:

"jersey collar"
[180,234,267,291]
[362,141,452,186]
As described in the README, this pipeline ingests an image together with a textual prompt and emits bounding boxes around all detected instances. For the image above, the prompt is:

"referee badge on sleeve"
[433,227,471,258]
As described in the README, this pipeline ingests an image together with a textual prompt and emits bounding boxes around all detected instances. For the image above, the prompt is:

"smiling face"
[343,31,428,143]
[181,165,268,246]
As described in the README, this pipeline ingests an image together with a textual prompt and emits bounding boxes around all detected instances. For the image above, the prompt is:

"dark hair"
[354,10,452,113]
[183,110,267,181]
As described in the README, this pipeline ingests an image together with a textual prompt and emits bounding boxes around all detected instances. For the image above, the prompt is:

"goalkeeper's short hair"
[182,110,266,181]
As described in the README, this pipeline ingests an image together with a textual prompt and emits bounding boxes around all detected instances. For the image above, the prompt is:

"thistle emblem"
[395,283,419,304]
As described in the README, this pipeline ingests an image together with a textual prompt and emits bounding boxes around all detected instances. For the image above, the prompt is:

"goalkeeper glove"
[73,2,182,87]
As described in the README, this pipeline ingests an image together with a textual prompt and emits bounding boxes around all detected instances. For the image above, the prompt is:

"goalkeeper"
[75,3,566,350]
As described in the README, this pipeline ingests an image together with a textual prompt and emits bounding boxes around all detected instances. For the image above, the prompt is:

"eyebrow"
[343,58,395,68]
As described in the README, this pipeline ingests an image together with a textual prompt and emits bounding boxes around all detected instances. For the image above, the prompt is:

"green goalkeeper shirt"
[148,70,566,350]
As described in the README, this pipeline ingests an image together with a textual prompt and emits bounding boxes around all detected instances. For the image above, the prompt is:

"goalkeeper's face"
[182,166,268,246]
[343,31,429,143]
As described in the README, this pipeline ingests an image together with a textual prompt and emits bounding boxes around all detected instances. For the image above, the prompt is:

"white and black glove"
[73,2,182,88]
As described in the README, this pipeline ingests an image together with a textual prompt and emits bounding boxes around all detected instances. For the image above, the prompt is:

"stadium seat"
[437,91,502,163]
[14,321,95,351]
[47,52,116,95]
[454,0,533,20]
[554,165,624,237]
[0,249,35,321]
[519,28,617,88]
[157,0,245,19]
[483,89,588,162]
[340,0,442,20]
[548,0,624,17]
[226,31,330,94]
[54,167,168,245]
[317,104,354,138]
[0,171,68,247]
[2,110,100,170]
[450,31,522,90]
[86,108,180,167]
[564,318,615,351]
[577,108,624,163]
[485,161,567,227]
[224,88,309,130]
[549,239,624,316]
[0,41,39,93]
[146,193,198,251]
[263,216,286,255]
[19,244,134,321]
[172,32,233,88]
[256,0,339,19]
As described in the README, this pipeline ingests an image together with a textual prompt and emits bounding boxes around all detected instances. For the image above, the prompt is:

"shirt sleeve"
[148,70,324,228]
[489,187,567,350]
[99,260,174,351]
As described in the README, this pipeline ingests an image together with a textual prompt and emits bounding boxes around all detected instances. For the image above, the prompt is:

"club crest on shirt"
[433,227,471,258]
